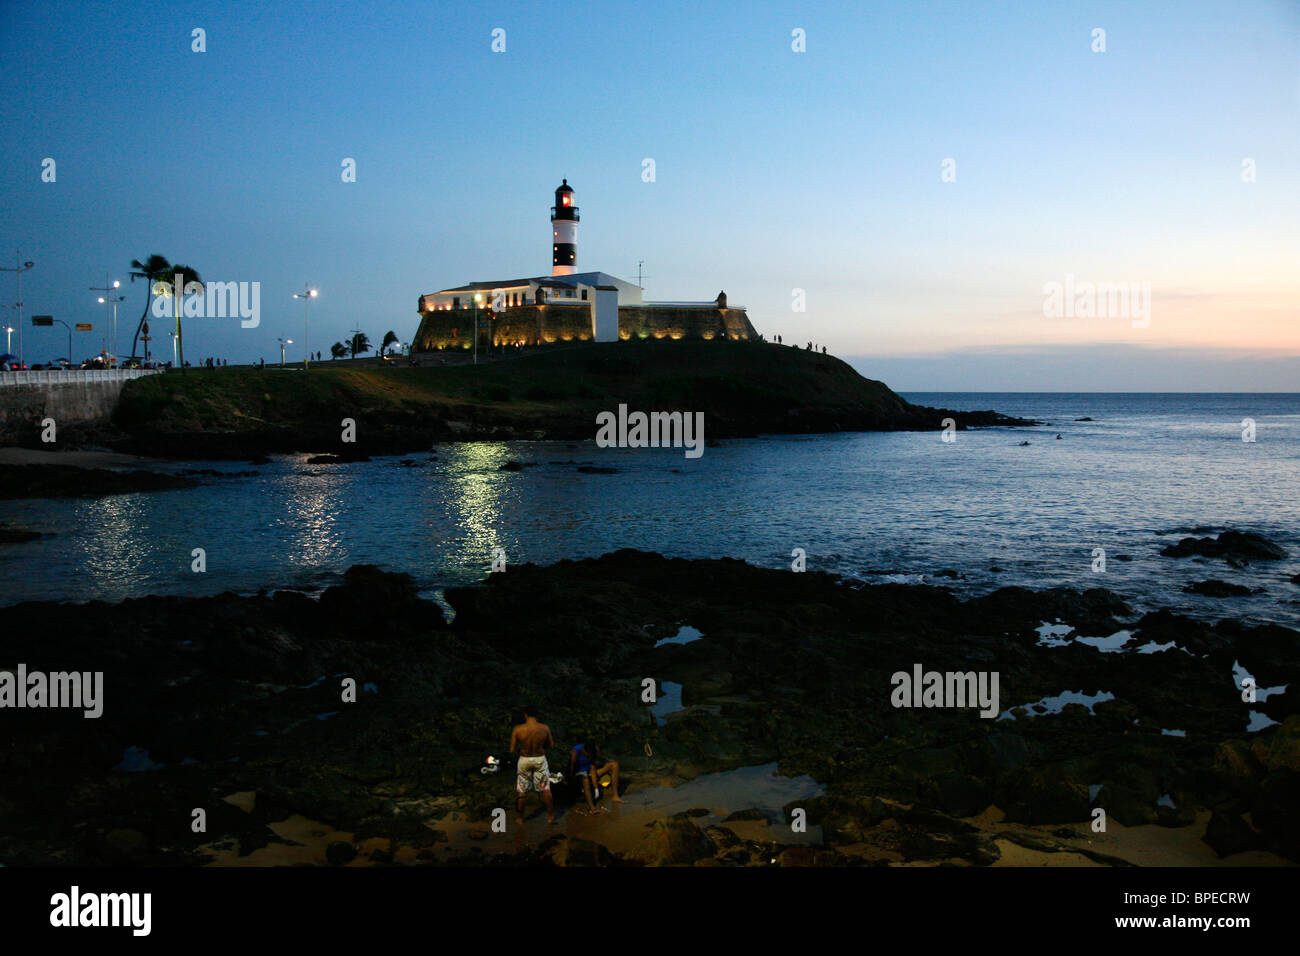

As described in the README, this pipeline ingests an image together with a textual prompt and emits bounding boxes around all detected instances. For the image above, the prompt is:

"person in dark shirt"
[568,738,622,814]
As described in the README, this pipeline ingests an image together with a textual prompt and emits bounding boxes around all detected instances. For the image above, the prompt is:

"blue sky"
[1,0,1296,388]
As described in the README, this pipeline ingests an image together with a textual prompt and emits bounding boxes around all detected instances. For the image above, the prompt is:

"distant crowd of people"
[765,333,826,354]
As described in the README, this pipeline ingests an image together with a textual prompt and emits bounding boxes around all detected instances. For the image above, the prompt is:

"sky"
[1,0,1296,389]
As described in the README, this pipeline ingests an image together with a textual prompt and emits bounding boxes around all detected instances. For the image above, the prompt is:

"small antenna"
[636,261,652,289]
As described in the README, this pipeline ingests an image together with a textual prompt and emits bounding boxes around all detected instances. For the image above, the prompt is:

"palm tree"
[330,342,347,360]
[168,265,202,372]
[349,331,370,359]
[381,330,398,358]
[127,255,172,361]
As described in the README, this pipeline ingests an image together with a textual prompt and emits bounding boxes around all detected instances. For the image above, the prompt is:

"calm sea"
[2,393,1297,625]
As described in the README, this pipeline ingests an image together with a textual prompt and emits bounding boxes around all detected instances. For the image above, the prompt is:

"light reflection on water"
[1,394,1297,624]
[277,470,348,573]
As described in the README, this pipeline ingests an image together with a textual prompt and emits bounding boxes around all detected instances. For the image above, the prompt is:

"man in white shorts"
[509,704,555,824]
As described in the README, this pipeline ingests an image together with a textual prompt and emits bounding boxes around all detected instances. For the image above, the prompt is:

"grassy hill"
[113,340,1026,458]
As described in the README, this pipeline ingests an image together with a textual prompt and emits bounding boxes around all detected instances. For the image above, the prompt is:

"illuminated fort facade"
[411,179,758,352]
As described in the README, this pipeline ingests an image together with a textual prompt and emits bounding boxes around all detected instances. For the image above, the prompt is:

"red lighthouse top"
[552,179,578,221]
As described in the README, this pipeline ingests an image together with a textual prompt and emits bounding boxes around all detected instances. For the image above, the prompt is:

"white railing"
[0,368,163,386]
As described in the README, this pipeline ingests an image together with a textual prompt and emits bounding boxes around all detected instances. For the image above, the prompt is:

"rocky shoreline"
[1,549,1296,866]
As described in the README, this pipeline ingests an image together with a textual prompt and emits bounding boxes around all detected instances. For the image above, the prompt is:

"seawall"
[0,370,162,443]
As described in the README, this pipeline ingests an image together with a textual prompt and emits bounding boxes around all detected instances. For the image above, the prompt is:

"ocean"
[2,393,1297,625]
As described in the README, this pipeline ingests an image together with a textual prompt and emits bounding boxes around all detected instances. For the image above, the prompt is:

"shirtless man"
[509,705,555,824]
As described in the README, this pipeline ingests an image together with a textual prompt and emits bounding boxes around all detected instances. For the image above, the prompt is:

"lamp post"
[91,277,124,360]
[278,337,292,367]
[4,325,11,353]
[473,293,483,365]
[293,286,317,369]
[52,319,72,367]
[0,251,35,368]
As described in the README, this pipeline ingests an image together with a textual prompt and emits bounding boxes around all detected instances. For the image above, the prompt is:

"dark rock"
[1183,580,1257,597]
[576,465,618,474]
[1214,740,1264,793]
[1251,716,1300,773]
[318,564,433,630]
[1155,803,1196,828]
[1203,810,1260,857]
[1249,771,1300,859]
[0,464,199,499]
[998,768,1090,824]
[629,817,716,865]
[704,826,742,849]
[325,841,358,865]
[97,828,147,863]
[544,836,613,867]
[3,546,1297,867]
[899,827,1000,865]
[724,808,768,823]
[1161,531,1287,562]
[306,453,371,464]
[931,772,991,818]
[778,846,816,867]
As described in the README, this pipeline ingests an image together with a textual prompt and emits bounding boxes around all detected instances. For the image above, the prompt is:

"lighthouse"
[551,179,578,276]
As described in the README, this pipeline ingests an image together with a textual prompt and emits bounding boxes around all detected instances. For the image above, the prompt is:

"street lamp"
[51,319,73,367]
[0,251,35,368]
[3,326,12,354]
[91,277,124,360]
[293,285,318,369]
[278,337,293,367]
[474,293,483,365]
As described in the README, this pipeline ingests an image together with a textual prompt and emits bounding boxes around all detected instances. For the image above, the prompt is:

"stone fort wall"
[412,304,757,352]
[617,306,757,342]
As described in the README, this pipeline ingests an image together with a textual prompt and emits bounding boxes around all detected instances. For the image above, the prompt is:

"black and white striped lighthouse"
[551,179,578,276]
